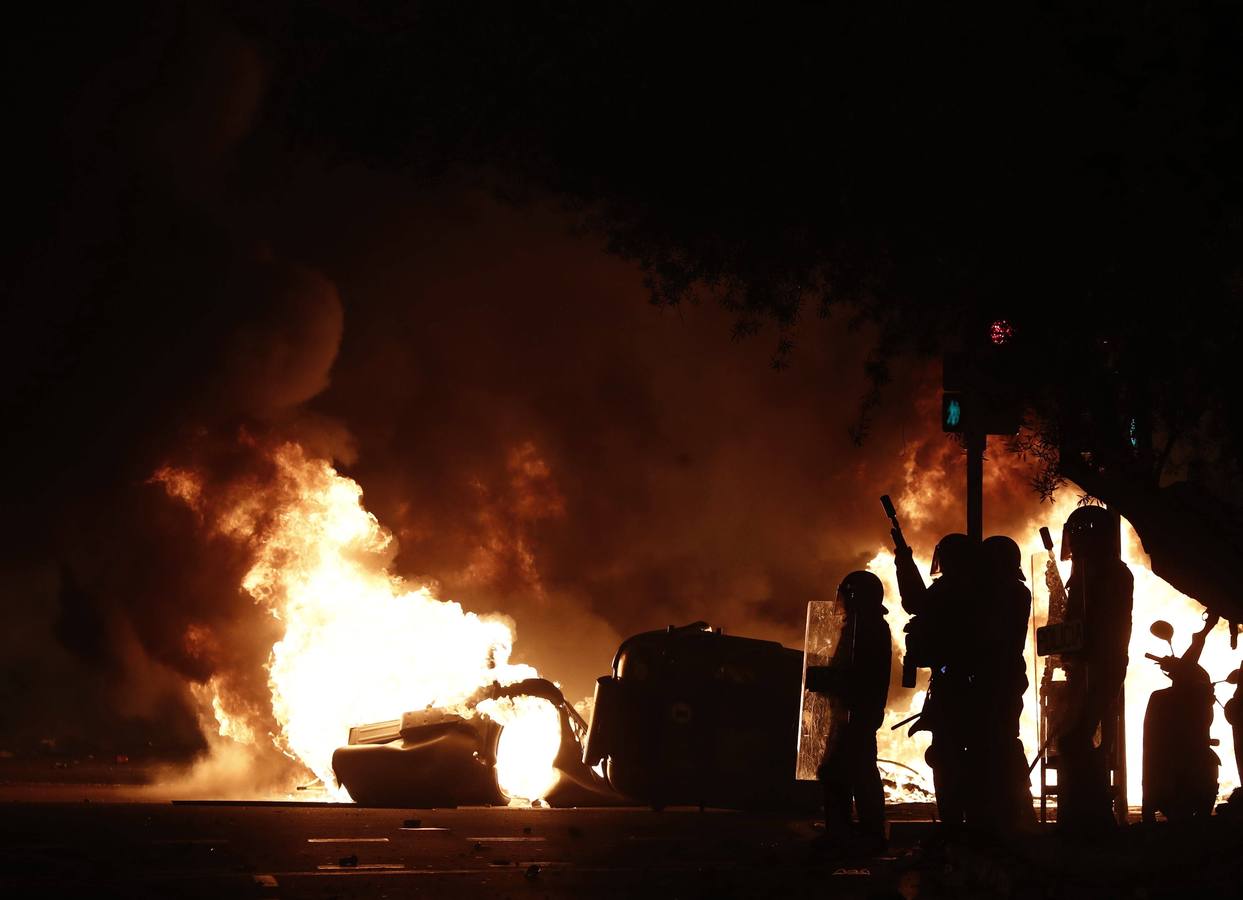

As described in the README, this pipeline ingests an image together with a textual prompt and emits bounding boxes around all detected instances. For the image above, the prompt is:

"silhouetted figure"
[1221,658,1243,816]
[896,533,977,828]
[972,535,1035,831]
[808,571,892,852]
[1141,614,1219,822]
[1056,506,1133,834]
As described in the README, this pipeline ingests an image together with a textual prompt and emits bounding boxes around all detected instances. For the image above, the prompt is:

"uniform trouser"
[967,685,1034,829]
[1058,659,1126,830]
[928,731,967,826]
[819,724,884,839]
[966,732,1034,829]
[925,681,970,826]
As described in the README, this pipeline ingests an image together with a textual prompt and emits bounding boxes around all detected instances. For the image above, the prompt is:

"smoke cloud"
[2,5,1054,780]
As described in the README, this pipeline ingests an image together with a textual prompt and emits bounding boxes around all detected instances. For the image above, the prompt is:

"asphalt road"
[4,781,1242,899]
[0,799,929,899]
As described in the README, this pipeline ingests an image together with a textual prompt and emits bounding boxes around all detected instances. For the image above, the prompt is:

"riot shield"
[1033,549,1081,657]
[795,599,848,781]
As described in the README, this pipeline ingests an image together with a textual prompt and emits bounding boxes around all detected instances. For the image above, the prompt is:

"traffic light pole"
[966,430,985,541]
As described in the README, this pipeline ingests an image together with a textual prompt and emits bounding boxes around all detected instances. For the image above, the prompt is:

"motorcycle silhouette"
[1141,615,1221,824]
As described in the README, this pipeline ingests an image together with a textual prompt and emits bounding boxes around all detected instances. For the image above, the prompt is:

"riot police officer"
[1056,505,1133,833]
[809,570,892,852]
[896,533,978,827]
[1220,658,1243,816]
[973,535,1035,830]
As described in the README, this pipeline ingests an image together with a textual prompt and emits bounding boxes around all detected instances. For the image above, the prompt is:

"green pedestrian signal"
[941,346,1023,435]
[946,398,961,428]
[942,393,963,432]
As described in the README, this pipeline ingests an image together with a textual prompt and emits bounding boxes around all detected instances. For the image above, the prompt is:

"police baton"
[890,712,922,731]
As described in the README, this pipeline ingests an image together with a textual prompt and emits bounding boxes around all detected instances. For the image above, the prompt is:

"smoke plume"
[2,5,1053,784]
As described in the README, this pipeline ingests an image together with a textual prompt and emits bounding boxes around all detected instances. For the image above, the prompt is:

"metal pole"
[1114,685,1127,824]
[966,430,985,541]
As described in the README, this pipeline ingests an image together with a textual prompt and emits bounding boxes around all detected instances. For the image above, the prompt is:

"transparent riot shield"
[1033,545,1081,657]
[795,599,848,781]
[1032,550,1071,746]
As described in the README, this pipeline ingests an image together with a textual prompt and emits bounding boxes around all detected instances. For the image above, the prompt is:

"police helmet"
[930,533,974,577]
[1060,505,1121,561]
[982,534,1026,581]
[836,570,884,611]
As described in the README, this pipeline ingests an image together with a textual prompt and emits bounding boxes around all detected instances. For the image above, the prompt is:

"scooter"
[1141,618,1220,823]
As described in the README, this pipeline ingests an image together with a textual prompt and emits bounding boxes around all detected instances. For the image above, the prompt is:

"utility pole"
[942,320,1022,540]
[966,430,985,541]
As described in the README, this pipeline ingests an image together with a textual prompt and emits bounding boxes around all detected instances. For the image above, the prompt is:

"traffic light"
[939,389,1022,434]
[941,327,1024,435]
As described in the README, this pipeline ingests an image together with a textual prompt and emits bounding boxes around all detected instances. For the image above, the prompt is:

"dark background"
[3,2,1238,773]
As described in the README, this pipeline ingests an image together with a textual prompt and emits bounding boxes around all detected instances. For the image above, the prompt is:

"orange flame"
[155,442,562,802]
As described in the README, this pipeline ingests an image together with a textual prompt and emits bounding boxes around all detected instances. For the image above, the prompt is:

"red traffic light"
[989,320,1015,345]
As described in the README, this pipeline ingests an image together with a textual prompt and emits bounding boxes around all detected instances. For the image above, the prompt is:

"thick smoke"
[1,5,343,766]
[2,5,1053,778]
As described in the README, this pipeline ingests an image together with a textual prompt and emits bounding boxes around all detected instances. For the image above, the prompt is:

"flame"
[869,488,1241,808]
[158,436,1239,812]
[155,442,562,802]
[199,679,258,745]
[478,696,563,803]
[878,759,936,803]
[1030,493,1239,805]
[866,553,935,801]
